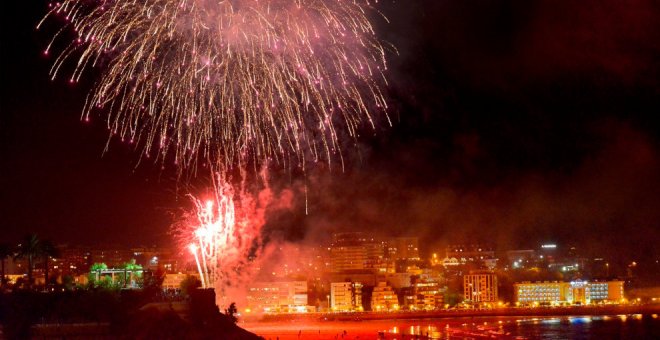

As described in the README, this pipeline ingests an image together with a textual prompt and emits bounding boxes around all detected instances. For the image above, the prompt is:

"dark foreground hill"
[0,289,262,339]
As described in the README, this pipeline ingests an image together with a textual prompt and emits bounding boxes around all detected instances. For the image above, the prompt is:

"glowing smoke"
[173,175,293,305]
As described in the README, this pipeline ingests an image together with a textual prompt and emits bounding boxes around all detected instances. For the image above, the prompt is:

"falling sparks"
[178,179,254,298]
[173,174,290,302]
[40,0,393,173]
[188,187,237,290]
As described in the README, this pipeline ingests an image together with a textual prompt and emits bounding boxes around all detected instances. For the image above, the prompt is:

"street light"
[606,263,609,277]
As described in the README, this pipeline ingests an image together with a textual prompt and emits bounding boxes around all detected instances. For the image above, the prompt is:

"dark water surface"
[498,314,660,339]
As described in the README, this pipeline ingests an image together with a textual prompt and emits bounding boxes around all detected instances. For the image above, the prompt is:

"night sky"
[1,1,659,260]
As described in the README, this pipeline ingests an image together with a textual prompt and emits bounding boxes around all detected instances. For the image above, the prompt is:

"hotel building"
[514,280,625,306]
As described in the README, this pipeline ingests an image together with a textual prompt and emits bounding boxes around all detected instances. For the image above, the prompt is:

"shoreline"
[245,304,660,323]
[242,308,660,340]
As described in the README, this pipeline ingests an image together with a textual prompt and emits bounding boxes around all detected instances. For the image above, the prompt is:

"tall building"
[330,282,363,312]
[514,280,625,306]
[371,281,399,311]
[330,232,384,272]
[331,244,368,271]
[387,237,420,260]
[463,273,498,305]
[365,241,386,269]
[246,281,308,313]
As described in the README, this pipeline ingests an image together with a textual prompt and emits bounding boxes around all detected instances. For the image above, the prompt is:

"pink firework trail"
[175,176,291,302]
[188,188,236,289]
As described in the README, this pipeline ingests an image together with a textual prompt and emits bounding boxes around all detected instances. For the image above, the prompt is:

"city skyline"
[2,1,659,261]
[2,232,651,281]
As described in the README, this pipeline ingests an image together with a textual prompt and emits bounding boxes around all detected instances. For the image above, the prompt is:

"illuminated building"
[5,257,27,275]
[371,281,399,311]
[379,273,412,289]
[445,245,496,268]
[331,244,368,271]
[514,280,625,306]
[162,273,199,290]
[93,248,134,268]
[587,281,625,301]
[263,246,322,279]
[463,273,498,305]
[6,245,89,278]
[246,281,309,313]
[56,245,93,275]
[330,232,385,272]
[330,282,363,312]
[406,265,423,276]
[329,272,377,286]
[418,268,444,283]
[313,245,333,274]
[366,241,387,269]
[131,246,180,272]
[405,279,444,310]
[482,258,498,270]
[374,258,396,274]
[387,237,420,260]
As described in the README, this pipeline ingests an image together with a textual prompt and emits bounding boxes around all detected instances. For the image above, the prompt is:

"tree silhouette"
[225,302,238,323]
[14,234,42,288]
[180,275,202,297]
[41,240,60,289]
[0,243,12,287]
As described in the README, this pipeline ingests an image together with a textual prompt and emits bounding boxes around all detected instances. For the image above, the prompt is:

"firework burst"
[173,175,289,300]
[40,0,392,173]
[187,185,236,290]
[176,181,251,296]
